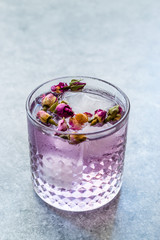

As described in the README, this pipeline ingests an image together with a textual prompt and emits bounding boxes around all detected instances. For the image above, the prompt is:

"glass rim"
[26,76,130,136]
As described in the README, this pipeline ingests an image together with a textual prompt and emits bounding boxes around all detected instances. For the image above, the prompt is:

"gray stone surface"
[0,0,160,239]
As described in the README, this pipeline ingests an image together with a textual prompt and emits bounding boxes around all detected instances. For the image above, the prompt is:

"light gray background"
[0,0,160,239]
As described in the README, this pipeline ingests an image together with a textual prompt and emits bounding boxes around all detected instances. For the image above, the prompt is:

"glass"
[26,76,130,211]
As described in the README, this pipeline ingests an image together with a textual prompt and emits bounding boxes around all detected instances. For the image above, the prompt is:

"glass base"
[32,177,122,212]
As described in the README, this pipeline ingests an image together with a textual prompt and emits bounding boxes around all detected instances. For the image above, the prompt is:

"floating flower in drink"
[36,80,123,144]
[55,103,74,118]
[37,110,57,126]
[51,79,86,94]
[51,82,69,94]
[105,105,122,122]
[42,93,57,111]
[83,112,93,119]
[57,117,68,131]
[90,109,107,126]
[69,79,86,91]
[69,113,89,130]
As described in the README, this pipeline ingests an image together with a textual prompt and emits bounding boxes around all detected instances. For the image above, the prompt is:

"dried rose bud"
[69,113,88,130]
[95,109,107,122]
[75,113,88,124]
[83,112,93,120]
[90,109,106,126]
[37,110,51,123]
[55,103,74,118]
[57,118,68,131]
[105,105,122,122]
[42,93,57,108]
[37,110,57,126]
[69,117,82,130]
[69,79,86,91]
[69,134,86,144]
[51,82,69,94]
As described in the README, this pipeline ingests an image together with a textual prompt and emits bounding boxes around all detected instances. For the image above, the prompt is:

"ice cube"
[62,91,115,114]
[38,138,84,188]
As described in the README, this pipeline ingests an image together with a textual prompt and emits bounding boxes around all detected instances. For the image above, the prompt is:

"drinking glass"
[26,76,130,211]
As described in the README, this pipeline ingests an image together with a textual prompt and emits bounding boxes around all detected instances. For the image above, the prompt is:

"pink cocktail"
[26,76,130,211]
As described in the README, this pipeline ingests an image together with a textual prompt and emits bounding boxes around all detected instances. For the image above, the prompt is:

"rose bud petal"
[69,113,88,130]
[83,112,93,120]
[37,110,51,123]
[51,82,69,94]
[75,113,88,124]
[95,109,107,122]
[55,103,74,118]
[108,105,120,115]
[105,105,122,122]
[37,110,57,126]
[90,109,106,126]
[69,134,86,144]
[57,118,68,131]
[108,105,122,117]
[42,93,57,108]
[69,117,82,130]
[69,79,86,91]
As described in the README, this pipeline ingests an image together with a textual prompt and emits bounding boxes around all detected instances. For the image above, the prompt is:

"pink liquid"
[27,91,128,211]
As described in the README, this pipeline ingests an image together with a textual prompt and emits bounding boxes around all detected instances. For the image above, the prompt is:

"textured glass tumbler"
[26,76,130,212]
